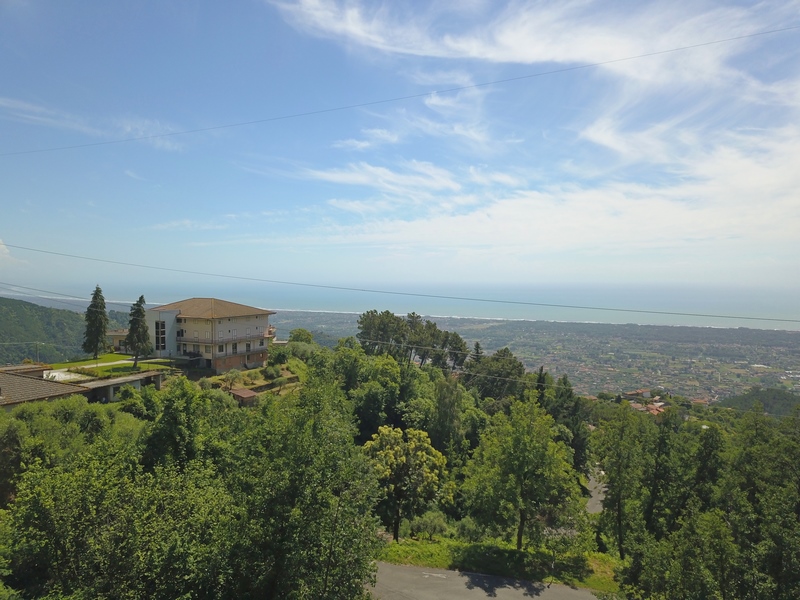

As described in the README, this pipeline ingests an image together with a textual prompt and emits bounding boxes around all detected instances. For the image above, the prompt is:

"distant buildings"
[146,298,276,373]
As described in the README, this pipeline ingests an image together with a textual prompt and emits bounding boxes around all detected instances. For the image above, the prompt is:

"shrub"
[410,510,449,541]
[198,378,212,390]
[456,516,483,543]
[269,347,289,366]
[261,366,281,380]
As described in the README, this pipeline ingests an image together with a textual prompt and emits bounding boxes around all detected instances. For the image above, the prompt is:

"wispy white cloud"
[270,1,783,84]
[0,97,183,151]
[307,160,461,195]
[114,116,183,151]
[327,197,394,214]
[0,239,25,267]
[0,97,104,136]
[258,121,800,285]
[151,219,229,231]
[333,127,400,150]
[124,170,146,181]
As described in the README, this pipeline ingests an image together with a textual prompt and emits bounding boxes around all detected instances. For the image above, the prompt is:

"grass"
[287,357,309,383]
[52,353,130,369]
[65,361,173,379]
[90,362,172,377]
[379,538,619,594]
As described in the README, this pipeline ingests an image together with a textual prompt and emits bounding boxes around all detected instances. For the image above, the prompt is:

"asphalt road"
[372,563,598,599]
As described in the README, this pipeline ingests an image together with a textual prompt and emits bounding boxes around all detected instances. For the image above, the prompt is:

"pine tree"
[82,285,109,359]
[125,295,152,368]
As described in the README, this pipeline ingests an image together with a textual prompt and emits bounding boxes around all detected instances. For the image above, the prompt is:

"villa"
[146,298,276,373]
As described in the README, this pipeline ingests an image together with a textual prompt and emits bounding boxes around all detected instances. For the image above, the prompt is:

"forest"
[1,308,800,599]
[0,297,129,365]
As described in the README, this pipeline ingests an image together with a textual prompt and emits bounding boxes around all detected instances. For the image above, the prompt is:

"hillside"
[719,387,800,417]
[0,297,128,364]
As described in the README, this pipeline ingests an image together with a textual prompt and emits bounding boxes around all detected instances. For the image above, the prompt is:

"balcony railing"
[177,328,276,344]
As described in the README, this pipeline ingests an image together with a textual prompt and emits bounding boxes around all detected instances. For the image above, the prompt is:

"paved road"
[372,563,597,599]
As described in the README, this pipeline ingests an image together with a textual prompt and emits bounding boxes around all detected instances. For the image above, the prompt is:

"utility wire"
[1,25,798,157]
[3,244,799,324]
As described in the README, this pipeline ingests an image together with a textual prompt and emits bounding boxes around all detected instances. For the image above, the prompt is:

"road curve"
[372,562,598,599]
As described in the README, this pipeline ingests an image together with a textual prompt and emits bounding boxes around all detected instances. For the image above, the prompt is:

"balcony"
[177,326,276,344]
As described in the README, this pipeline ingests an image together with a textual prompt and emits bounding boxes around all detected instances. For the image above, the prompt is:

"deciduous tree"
[364,426,447,542]
[464,398,579,550]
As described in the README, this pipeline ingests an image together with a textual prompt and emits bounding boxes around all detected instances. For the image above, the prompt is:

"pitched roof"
[150,298,275,319]
[0,372,89,407]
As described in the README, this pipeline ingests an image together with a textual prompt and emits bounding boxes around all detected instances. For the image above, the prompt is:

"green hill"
[0,297,128,365]
[719,386,800,417]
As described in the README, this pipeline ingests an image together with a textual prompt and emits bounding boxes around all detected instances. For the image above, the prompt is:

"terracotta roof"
[150,298,276,319]
[0,372,89,407]
[0,364,49,375]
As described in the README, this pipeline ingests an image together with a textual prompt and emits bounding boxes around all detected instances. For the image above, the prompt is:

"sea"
[3,282,799,332]
[132,282,800,332]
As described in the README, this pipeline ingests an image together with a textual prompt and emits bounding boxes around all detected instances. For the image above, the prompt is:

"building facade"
[146,298,276,373]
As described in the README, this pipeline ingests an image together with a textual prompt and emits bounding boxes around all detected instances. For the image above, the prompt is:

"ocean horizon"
[4,282,798,332]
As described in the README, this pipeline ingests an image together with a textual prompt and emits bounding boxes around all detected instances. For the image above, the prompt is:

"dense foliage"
[0,297,128,364]
[719,386,800,416]
[1,306,799,598]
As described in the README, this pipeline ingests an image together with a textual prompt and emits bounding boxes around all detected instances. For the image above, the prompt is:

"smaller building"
[80,370,164,403]
[107,329,129,352]
[0,371,89,410]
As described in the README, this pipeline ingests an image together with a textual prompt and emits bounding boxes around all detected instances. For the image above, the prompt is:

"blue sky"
[1,1,799,316]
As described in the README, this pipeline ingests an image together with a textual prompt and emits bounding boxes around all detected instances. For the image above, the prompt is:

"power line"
[3,243,798,324]
[0,282,146,324]
[0,282,132,311]
[1,25,798,158]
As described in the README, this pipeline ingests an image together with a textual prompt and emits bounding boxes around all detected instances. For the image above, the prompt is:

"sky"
[1,1,799,324]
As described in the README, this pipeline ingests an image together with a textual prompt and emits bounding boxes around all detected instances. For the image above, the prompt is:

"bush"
[410,510,449,541]
[198,378,212,390]
[261,366,281,380]
[456,516,483,543]
[269,347,289,366]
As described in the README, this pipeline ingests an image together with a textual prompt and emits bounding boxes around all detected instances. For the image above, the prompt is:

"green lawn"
[52,353,131,369]
[90,362,172,377]
[61,359,173,379]
[379,539,619,594]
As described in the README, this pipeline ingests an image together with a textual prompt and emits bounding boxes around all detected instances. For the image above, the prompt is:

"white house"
[146,298,276,373]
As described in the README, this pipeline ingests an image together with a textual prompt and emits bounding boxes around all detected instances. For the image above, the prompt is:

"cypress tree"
[82,285,109,359]
[125,295,152,368]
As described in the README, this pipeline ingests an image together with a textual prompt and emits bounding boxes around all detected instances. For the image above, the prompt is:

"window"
[232,343,238,355]
[204,345,211,354]
[218,344,224,353]
[192,344,200,353]
[193,330,198,339]
[205,331,210,339]
[247,327,251,336]
[259,339,264,347]
[154,320,167,351]
[246,342,251,352]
